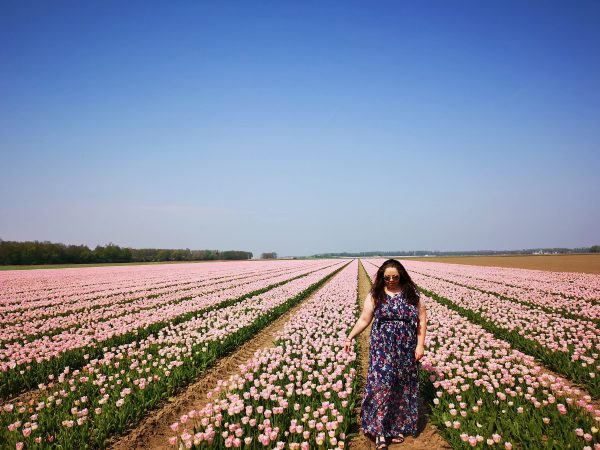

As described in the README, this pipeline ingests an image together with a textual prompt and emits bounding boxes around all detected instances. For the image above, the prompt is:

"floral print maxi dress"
[360,291,419,438]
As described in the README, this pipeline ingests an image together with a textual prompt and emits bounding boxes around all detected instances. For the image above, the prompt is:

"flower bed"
[168,260,360,449]
[0,261,349,449]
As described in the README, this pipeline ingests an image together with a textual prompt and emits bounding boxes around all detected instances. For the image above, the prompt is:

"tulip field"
[0,260,344,398]
[0,259,350,448]
[168,259,360,449]
[0,257,599,449]
[398,260,600,397]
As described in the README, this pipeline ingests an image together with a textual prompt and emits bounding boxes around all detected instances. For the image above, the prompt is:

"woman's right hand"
[343,337,353,354]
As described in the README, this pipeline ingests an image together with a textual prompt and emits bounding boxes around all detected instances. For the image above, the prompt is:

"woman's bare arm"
[415,296,427,360]
[346,292,375,340]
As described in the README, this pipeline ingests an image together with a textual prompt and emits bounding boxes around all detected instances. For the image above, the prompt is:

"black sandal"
[375,435,388,449]
[390,434,405,444]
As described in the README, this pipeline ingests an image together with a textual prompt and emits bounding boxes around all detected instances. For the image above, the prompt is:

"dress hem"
[361,426,418,438]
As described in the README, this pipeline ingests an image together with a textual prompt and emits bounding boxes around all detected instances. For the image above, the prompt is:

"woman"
[344,259,426,449]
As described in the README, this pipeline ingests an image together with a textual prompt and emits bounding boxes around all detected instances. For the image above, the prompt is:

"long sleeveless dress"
[360,290,420,438]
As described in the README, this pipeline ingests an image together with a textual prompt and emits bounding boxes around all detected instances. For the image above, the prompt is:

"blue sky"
[1,1,599,256]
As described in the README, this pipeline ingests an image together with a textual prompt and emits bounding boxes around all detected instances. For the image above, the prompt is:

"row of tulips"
[0,262,327,327]
[0,260,350,449]
[0,261,342,400]
[0,262,327,343]
[401,261,599,321]
[362,260,600,449]
[0,261,307,309]
[0,264,274,318]
[400,259,600,301]
[416,274,599,400]
[168,259,361,449]
[363,259,600,399]
[0,267,215,310]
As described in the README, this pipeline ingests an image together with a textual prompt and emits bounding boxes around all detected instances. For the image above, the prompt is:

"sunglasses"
[383,275,400,281]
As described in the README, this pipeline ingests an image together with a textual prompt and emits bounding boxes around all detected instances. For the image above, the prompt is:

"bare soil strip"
[350,261,451,450]
[108,267,342,450]
[405,254,600,274]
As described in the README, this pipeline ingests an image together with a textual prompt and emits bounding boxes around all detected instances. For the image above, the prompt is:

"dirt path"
[350,260,451,450]
[108,270,341,450]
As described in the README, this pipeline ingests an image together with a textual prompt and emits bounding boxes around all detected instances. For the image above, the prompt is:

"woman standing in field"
[344,259,426,449]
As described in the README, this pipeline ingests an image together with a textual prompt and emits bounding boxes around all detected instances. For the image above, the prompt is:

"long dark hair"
[370,259,420,308]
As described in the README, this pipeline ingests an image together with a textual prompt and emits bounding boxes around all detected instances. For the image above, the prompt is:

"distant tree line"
[261,252,277,259]
[313,246,600,258]
[0,239,253,265]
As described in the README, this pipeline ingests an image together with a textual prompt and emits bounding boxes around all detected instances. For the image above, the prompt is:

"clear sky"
[1,1,599,257]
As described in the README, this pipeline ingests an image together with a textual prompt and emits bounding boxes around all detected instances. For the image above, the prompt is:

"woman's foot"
[375,435,388,449]
[390,433,405,444]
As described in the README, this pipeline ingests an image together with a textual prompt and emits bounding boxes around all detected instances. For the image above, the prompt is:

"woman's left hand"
[415,344,425,361]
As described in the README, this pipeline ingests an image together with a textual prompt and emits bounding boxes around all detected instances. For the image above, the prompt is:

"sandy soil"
[108,273,339,450]
[401,254,600,274]
[350,261,451,450]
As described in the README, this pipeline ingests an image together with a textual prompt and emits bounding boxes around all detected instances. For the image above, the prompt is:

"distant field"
[404,253,600,274]
[0,260,250,270]
[3,254,599,273]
